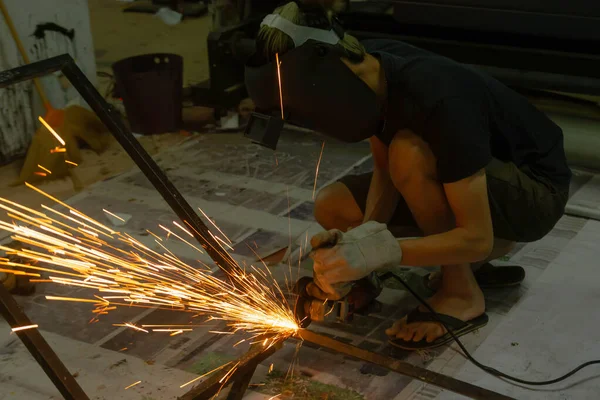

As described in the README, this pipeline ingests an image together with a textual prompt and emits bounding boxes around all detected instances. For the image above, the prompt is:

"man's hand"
[308,221,402,299]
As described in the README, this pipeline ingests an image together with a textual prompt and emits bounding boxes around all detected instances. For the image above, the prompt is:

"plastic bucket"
[112,53,183,135]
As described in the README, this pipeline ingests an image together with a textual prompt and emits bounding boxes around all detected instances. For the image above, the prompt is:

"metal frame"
[0,56,513,400]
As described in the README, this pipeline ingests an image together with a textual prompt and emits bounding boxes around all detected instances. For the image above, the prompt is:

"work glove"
[308,221,402,300]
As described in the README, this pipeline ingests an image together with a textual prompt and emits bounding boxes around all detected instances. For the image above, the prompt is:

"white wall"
[0,0,96,163]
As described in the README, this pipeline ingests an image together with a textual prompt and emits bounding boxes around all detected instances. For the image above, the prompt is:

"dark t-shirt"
[364,39,571,187]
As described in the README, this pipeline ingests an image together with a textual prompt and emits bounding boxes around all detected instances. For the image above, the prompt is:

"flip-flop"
[423,263,525,290]
[388,308,489,350]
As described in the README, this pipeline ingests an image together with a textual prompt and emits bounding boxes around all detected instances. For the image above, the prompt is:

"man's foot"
[386,285,485,346]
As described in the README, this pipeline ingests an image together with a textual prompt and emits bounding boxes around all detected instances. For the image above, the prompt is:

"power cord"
[381,272,600,386]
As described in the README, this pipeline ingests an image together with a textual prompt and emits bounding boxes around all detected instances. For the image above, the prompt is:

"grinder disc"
[292,277,314,328]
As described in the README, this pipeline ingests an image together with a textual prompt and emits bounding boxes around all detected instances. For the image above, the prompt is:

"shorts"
[338,159,569,242]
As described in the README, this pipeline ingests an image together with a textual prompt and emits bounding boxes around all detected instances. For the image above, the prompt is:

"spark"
[124,380,141,390]
[145,229,162,241]
[34,172,47,177]
[113,323,149,333]
[197,207,232,244]
[0,186,299,349]
[170,330,184,336]
[93,306,116,313]
[275,53,284,120]
[65,160,78,166]
[25,182,115,235]
[323,303,336,317]
[173,221,193,237]
[37,165,52,175]
[219,361,241,383]
[269,363,274,373]
[0,268,39,277]
[180,362,232,388]
[158,224,204,254]
[312,141,325,199]
[45,296,105,304]
[209,230,234,251]
[11,324,39,332]
[50,147,66,153]
[102,209,125,222]
[38,116,65,146]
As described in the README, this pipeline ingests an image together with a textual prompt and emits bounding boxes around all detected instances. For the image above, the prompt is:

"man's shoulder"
[362,39,432,58]
[363,40,481,89]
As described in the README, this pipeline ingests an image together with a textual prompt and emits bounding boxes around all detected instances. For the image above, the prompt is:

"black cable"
[381,272,600,386]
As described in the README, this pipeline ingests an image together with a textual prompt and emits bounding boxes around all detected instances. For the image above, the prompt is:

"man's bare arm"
[398,169,494,266]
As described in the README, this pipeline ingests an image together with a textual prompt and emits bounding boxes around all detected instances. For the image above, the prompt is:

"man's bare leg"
[314,182,363,232]
[427,239,515,290]
[385,130,485,344]
[314,141,486,343]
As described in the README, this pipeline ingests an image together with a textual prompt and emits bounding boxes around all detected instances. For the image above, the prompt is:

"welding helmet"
[244,8,382,148]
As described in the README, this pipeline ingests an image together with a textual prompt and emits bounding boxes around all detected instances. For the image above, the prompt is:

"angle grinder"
[293,273,383,328]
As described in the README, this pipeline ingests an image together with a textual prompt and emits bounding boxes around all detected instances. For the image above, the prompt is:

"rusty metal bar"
[0,52,67,86]
[226,362,259,400]
[179,340,283,400]
[181,329,515,400]
[296,330,515,400]
[0,284,90,400]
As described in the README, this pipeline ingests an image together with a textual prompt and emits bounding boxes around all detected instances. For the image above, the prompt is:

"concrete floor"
[1,127,600,400]
[1,3,600,400]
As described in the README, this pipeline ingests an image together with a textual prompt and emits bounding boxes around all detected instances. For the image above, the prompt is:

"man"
[246,1,571,350]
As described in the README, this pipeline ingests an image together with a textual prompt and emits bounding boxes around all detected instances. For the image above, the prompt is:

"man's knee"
[388,129,437,189]
[314,182,362,231]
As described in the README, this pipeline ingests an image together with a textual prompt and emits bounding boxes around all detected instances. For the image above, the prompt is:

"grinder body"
[294,274,383,327]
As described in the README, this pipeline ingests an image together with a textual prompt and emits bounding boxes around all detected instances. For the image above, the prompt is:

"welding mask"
[244,12,383,148]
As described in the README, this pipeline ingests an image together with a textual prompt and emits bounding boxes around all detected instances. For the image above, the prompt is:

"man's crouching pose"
[246,1,571,349]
